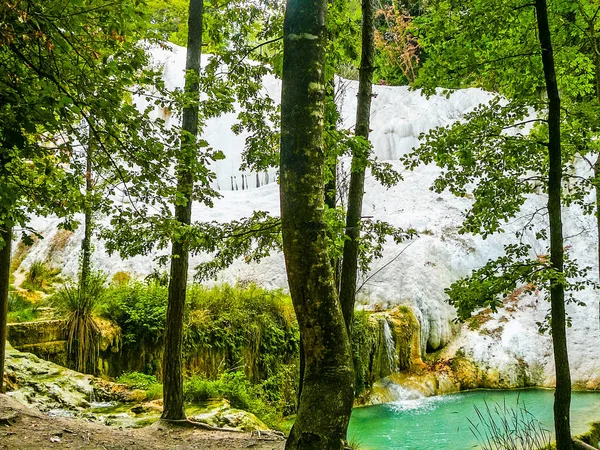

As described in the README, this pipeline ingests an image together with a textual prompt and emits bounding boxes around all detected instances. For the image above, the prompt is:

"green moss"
[351,310,377,397]
[388,306,419,370]
[351,307,420,399]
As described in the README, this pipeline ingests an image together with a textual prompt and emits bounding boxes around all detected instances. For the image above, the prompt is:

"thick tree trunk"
[535,1,572,449]
[0,226,12,393]
[161,0,203,421]
[81,125,94,292]
[281,1,355,448]
[339,0,375,335]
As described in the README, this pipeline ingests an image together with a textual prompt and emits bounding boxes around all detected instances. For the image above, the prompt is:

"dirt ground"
[0,394,285,450]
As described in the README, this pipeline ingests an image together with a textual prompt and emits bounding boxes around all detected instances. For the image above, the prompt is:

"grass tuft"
[468,395,551,450]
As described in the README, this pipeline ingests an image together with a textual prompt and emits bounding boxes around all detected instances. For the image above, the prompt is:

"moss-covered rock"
[189,399,269,431]
[7,320,65,346]
[352,306,422,402]
[447,353,544,390]
[4,346,96,411]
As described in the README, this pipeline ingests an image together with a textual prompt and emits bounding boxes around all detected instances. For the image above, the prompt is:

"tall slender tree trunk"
[161,0,203,421]
[339,0,375,334]
[594,55,600,283]
[0,225,12,393]
[594,156,600,281]
[281,0,355,448]
[535,1,572,449]
[81,125,94,293]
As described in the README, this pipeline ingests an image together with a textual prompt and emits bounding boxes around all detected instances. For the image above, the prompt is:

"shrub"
[184,371,259,410]
[117,372,163,400]
[184,376,220,403]
[111,271,131,286]
[7,291,40,323]
[258,365,298,416]
[117,372,159,390]
[216,371,255,411]
[22,260,61,292]
[184,371,279,427]
[146,383,163,401]
[99,282,299,427]
[99,282,168,345]
[184,284,299,383]
[53,272,106,374]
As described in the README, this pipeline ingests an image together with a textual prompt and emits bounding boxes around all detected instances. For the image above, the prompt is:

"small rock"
[50,435,61,443]
[0,411,18,426]
[130,405,147,415]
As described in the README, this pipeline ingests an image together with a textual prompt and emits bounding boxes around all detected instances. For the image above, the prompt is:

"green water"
[348,389,600,450]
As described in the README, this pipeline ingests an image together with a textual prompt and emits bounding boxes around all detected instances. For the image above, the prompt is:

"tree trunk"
[594,53,600,283]
[535,1,572,449]
[280,0,355,448]
[339,0,375,335]
[81,124,94,293]
[0,226,12,393]
[594,156,600,282]
[161,0,203,421]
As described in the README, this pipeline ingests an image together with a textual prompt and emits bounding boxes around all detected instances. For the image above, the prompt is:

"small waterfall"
[383,318,398,372]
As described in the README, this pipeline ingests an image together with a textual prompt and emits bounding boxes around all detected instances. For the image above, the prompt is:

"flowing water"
[347,388,600,449]
[382,319,397,370]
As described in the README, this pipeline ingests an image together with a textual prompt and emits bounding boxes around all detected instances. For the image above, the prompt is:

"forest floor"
[0,394,286,450]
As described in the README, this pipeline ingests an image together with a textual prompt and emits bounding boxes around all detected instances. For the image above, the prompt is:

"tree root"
[157,418,243,433]
[573,438,599,450]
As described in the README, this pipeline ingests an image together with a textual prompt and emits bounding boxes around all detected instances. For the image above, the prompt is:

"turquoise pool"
[347,388,600,449]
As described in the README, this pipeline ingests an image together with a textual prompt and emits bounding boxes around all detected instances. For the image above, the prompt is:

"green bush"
[117,372,163,400]
[99,282,299,376]
[184,284,299,383]
[258,365,298,417]
[184,371,280,427]
[116,372,159,390]
[7,291,40,323]
[184,376,220,403]
[22,260,62,292]
[99,282,299,426]
[146,383,163,401]
[99,282,168,345]
[217,371,255,411]
[184,372,254,410]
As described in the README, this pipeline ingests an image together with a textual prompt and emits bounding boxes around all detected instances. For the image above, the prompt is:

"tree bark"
[594,156,600,282]
[0,226,12,393]
[339,0,375,335]
[280,0,355,448]
[161,0,203,421]
[594,52,600,283]
[81,124,94,293]
[535,1,572,449]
